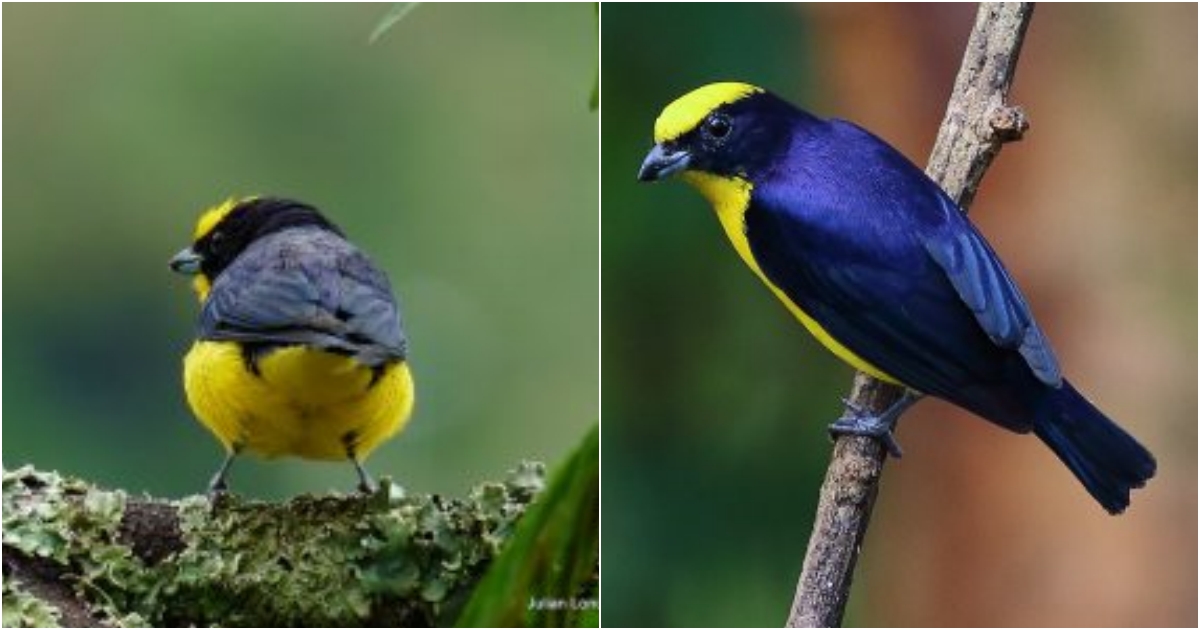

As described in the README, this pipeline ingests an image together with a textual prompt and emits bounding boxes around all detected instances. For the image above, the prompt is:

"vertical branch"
[786,4,1035,627]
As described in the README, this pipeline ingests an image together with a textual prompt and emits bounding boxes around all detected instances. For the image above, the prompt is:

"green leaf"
[368,3,420,45]
[456,424,599,627]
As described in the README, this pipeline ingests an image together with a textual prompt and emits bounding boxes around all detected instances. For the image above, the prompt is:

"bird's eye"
[208,231,225,252]
[704,114,732,140]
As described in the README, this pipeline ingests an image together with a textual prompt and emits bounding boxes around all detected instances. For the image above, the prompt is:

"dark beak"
[169,246,202,275]
[637,143,691,182]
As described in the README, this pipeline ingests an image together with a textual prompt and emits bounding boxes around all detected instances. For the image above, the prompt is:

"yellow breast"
[681,171,901,385]
[182,341,415,461]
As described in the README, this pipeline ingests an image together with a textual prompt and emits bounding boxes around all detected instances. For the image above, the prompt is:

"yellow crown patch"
[654,82,764,143]
[193,195,258,240]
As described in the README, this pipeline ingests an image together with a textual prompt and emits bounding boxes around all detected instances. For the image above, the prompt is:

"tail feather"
[1033,381,1156,514]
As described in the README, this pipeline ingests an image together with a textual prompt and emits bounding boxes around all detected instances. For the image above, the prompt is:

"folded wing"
[198,231,406,366]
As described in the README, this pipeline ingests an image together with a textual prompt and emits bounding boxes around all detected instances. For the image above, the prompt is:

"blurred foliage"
[368,3,420,44]
[589,3,599,111]
[3,5,597,500]
[601,5,838,627]
[457,424,598,627]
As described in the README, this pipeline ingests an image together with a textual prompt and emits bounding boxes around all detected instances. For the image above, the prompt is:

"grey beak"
[169,246,203,275]
[637,143,691,182]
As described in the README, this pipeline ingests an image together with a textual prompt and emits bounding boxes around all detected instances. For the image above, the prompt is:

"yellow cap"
[653,82,763,143]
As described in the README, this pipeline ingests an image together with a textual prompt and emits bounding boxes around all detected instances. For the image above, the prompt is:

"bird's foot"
[828,393,920,458]
[829,410,904,458]
[206,450,238,500]
[206,475,229,499]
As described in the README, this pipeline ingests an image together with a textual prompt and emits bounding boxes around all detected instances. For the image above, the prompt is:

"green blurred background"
[602,4,1196,627]
[4,5,597,499]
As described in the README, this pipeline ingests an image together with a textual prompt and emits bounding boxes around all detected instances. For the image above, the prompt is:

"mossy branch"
[785,3,1035,627]
[2,464,544,627]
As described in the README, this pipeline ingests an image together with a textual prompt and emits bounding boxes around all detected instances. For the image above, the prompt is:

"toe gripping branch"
[828,391,921,458]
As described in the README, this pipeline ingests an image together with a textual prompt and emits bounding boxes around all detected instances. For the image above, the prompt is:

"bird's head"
[638,82,799,191]
[169,196,341,301]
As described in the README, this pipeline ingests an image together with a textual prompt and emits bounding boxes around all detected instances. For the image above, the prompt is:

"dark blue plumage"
[747,115,1056,430]
[192,198,407,367]
[640,85,1156,513]
[746,114,1155,512]
[199,227,407,367]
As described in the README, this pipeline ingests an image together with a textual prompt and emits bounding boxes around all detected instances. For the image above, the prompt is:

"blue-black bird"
[637,82,1155,513]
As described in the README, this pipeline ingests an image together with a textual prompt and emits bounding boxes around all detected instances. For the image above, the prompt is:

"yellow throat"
[681,171,900,385]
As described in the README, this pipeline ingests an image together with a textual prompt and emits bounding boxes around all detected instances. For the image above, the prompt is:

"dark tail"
[1033,381,1156,514]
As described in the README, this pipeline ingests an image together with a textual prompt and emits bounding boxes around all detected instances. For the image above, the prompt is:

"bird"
[637,82,1155,513]
[170,196,414,495]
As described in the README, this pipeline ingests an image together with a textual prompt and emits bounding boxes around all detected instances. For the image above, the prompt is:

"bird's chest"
[712,188,905,385]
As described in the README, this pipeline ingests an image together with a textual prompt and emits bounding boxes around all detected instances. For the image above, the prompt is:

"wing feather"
[745,188,1060,431]
[922,199,1060,386]
[198,229,406,365]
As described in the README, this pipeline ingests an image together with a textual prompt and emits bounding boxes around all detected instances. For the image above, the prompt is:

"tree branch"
[2,464,544,627]
[786,4,1035,627]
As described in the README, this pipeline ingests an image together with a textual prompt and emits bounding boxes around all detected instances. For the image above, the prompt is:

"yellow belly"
[682,171,901,385]
[182,341,415,461]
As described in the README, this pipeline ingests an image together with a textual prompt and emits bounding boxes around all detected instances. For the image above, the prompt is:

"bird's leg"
[342,431,376,494]
[350,455,377,494]
[828,391,921,458]
[207,447,240,498]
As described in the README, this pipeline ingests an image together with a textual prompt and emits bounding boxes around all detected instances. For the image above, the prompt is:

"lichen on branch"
[2,463,544,627]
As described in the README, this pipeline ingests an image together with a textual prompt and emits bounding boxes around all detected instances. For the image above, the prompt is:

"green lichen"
[2,579,62,627]
[4,466,126,565]
[1,463,544,627]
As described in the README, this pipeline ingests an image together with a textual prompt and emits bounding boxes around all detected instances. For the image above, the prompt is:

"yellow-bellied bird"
[170,197,414,494]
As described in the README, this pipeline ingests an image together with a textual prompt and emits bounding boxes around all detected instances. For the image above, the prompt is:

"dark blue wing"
[784,246,1003,399]
[198,229,406,365]
[745,185,1055,431]
[922,197,1060,387]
